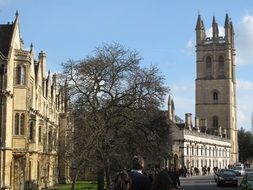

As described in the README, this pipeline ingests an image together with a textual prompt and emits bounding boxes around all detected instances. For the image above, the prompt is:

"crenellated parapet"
[195,14,234,46]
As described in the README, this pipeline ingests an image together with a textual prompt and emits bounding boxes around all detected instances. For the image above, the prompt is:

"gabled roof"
[176,123,185,129]
[0,23,15,58]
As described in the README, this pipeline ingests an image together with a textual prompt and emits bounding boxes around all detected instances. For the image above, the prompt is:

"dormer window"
[16,65,26,85]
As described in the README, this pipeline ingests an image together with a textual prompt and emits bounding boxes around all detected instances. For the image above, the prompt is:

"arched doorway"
[174,154,179,169]
[13,155,26,190]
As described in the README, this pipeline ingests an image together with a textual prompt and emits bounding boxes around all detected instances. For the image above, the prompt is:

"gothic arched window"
[20,113,25,135]
[48,130,52,149]
[14,113,25,136]
[14,113,19,135]
[38,126,42,143]
[206,56,212,76]
[16,65,26,85]
[213,91,218,103]
[218,56,225,76]
[213,116,219,129]
[29,122,34,141]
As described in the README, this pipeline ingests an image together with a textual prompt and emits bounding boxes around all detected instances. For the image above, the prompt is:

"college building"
[168,14,238,173]
[0,12,71,189]
[0,11,240,188]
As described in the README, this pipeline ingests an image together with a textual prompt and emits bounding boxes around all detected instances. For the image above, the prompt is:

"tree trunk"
[71,168,80,190]
[105,164,111,190]
[97,167,104,190]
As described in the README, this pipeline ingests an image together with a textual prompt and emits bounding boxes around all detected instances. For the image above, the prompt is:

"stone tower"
[195,14,238,163]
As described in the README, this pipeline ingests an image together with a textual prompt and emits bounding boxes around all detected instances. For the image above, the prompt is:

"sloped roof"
[176,123,185,129]
[0,23,14,58]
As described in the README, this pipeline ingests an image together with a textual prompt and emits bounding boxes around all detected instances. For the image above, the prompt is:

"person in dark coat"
[128,155,151,190]
[168,167,180,189]
[113,171,131,190]
[151,170,175,190]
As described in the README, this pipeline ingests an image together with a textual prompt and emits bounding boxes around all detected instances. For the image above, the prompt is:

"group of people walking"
[113,155,180,190]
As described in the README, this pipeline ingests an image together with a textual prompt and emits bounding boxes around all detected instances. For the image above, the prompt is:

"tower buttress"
[195,14,206,45]
[212,16,219,39]
[167,95,175,122]
[224,13,234,46]
[168,95,172,121]
[195,14,238,163]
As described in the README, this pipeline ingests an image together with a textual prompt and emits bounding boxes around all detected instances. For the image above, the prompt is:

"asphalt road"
[179,168,253,190]
[180,174,242,190]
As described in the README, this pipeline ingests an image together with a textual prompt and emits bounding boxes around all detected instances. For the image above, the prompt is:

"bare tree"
[62,43,171,190]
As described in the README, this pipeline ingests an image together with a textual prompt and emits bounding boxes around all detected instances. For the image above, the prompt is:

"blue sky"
[1,0,253,131]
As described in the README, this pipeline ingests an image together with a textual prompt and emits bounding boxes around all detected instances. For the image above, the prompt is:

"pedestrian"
[128,155,151,190]
[168,167,181,190]
[151,170,176,190]
[148,169,155,183]
[183,165,187,177]
[190,166,193,176]
[207,166,210,175]
[113,171,131,190]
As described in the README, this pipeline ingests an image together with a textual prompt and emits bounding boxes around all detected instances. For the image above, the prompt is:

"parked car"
[232,166,246,176]
[214,169,240,182]
[240,172,253,190]
[216,171,238,187]
[235,162,244,167]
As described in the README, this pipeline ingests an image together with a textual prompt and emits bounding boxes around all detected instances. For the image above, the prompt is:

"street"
[179,168,253,190]
[180,174,243,190]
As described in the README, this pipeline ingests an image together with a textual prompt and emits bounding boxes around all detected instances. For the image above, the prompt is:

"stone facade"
[168,14,238,173]
[195,14,238,163]
[168,99,232,174]
[0,12,70,189]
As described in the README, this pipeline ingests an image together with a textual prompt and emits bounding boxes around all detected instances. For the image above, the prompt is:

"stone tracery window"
[29,122,34,141]
[213,91,218,103]
[16,64,26,85]
[14,113,25,136]
[14,113,19,135]
[206,56,212,76]
[213,116,219,129]
[20,113,25,135]
[38,126,42,143]
[48,129,53,150]
[218,56,224,76]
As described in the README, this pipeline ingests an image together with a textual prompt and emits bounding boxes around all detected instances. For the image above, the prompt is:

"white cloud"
[237,79,253,90]
[168,83,195,121]
[237,109,247,129]
[169,80,253,131]
[236,79,253,130]
[206,26,225,38]
[184,39,195,56]
[237,105,253,131]
[236,14,253,65]
[171,83,194,94]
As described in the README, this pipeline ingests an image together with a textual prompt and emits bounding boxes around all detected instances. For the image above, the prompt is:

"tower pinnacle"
[212,16,219,39]
[195,14,206,44]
